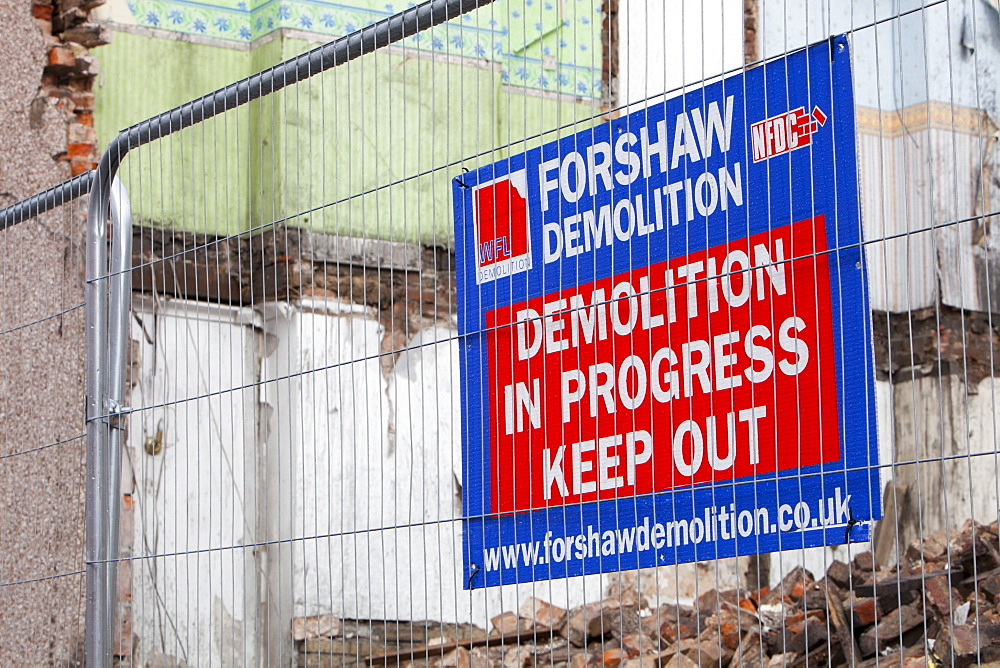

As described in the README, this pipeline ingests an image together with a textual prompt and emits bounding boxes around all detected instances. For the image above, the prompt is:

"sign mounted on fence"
[453,35,880,589]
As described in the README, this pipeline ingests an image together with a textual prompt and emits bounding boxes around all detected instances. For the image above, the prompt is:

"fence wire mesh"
[10,0,1000,666]
[0,193,88,663]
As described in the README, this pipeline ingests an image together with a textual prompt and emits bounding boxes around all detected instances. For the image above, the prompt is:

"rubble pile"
[294,520,1000,667]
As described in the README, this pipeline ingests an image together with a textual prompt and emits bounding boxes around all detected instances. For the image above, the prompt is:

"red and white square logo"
[472,170,532,284]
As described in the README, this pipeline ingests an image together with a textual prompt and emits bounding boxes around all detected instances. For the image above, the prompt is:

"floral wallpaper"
[118,0,605,99]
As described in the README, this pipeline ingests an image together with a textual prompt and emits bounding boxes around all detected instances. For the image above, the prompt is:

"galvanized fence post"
[75,3,497,663]
[9,1,1000,665]
[84,163,111,666]
[83,167,133,666]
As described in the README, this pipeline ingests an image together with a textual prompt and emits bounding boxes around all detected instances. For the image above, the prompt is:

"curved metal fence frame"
[0,1,496,663]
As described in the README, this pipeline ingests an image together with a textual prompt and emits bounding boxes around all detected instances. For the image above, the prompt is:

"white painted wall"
[124,293,1000,665]
[882,373,1000,561]
[618,0,744,107]
[126,298,260,667]
[126,297,605,666]
[759,0,1000,111]
[259,300,605,649]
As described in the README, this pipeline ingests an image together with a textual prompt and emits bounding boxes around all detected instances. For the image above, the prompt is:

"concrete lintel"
[299,230,423,272]
[132,293,261,328]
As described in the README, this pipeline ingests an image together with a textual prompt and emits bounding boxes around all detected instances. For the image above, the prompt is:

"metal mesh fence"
[10,0,1000,665]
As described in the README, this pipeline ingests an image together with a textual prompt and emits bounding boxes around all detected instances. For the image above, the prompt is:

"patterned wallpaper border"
[119,0,606,99]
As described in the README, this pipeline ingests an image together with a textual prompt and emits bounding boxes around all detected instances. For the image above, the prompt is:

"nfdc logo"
[472,170,532,284]
[751,106,827,162]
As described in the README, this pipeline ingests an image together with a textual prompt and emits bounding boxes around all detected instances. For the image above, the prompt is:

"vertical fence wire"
[11,0,1000,665]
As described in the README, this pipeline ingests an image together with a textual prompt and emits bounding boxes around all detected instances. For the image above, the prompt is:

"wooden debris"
[292,518,1000,668]
[827,582,862,665]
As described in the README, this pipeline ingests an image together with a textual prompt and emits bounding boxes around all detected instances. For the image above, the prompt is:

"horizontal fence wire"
[0,571,88,589]
[87,204,997,423]
[8,0,1000,665]
[75,441,1000,565]
[0,193,88,663]
[0,0,954,245]
[100,0,1000,664]
[0,433,87,461]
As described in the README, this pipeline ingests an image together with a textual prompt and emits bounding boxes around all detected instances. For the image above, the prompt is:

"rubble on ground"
[293,519,1000,666]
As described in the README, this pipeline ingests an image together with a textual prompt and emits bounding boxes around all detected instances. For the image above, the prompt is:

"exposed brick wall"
[744,0,758,65]
[602,0,618,107]
[32,0,108,175]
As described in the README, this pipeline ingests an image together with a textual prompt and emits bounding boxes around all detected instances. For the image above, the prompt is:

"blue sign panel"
[453,35,879,589]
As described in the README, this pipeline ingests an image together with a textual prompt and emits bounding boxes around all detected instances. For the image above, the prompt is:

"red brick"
[47,44,74,69]
[563,600,621,646]
[849,597,881,626]
[681,639,728,666]
[981,572,1000,601]
[518,597,567,629]
[66,142,92,158]
[620,633,656,657]
[70,90,95,111]
[905,527,950,563]
[720,623,742,650]
[853,551,878,573]
[489,611,522,637]
[75,111,93,127]
[602,648,625,666]
[782,609,825,627]
[67,122,95,144]
[925,575,958,618]
[655,621,677,645]
[858,603,923,657]
[826,560,852,589]
[70,156,94,176]
[32,3,53,19]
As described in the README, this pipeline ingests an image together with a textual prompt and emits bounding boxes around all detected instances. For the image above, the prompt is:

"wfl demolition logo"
[751,106,827,162]
[472,170,532,284]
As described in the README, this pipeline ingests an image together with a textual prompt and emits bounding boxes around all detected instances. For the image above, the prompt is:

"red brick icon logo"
[751,106,827,162]
[472,170,532,283]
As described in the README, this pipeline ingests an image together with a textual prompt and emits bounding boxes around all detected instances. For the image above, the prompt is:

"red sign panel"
[475,177,529,267]
[486,216,841,514]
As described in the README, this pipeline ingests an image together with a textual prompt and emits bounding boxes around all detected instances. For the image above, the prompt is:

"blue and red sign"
[453,36,880,589]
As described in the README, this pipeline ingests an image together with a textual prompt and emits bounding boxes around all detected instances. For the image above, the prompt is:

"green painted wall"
[96,31,254,236]
[112,0,605,100]
[95,28,601,244]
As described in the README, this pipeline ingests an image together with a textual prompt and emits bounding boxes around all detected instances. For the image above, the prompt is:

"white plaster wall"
[126,298,259,667]
[761,0,1000,111]
[260,299,606,639]
[131,294,978,667]
[883,373,1000,557]
[618,0,744,106]
[126,297,609,664]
